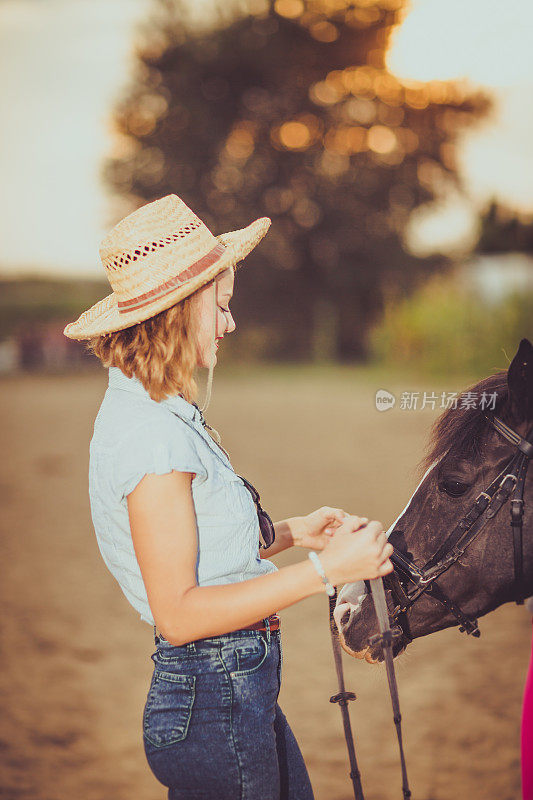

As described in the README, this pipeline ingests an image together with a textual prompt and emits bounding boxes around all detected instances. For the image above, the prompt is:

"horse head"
[335,338,533,663]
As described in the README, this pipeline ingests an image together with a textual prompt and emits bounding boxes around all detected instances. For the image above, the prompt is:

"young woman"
[64,194,393,800]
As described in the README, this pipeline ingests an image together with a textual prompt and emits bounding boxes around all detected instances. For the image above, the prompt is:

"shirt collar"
[108,366,198,422]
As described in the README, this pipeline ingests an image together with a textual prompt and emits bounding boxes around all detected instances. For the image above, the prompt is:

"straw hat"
[63,194,271,340]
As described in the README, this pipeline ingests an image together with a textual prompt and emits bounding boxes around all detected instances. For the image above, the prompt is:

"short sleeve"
[113,416,208,499]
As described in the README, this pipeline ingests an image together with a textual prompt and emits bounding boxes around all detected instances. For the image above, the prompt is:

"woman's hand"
[291,507,365,551]
[320,516,394,585]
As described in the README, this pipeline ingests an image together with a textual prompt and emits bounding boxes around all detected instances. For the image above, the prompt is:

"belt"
[154,613,280,642]
[241,613,281,633]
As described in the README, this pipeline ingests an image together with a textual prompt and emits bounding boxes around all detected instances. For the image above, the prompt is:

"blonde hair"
[86,293,200,403]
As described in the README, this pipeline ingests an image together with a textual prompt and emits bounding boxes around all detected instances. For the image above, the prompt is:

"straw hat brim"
[63,216,270,340]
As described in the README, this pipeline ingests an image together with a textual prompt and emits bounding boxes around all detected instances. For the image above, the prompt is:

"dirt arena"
[0,365,530,800]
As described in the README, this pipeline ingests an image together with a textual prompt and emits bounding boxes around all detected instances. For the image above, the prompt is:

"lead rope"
[199,281,223,445]
[328,591,365,800]
[369,578,412,799]
[199,281,217,418]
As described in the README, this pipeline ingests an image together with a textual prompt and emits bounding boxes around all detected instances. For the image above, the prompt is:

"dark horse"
[335,338,533,664]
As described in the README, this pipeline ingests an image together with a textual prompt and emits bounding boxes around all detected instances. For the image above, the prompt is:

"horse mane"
[421,371,510,473]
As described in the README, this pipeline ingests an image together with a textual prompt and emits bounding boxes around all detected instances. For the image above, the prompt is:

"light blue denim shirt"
[88,366,277,626]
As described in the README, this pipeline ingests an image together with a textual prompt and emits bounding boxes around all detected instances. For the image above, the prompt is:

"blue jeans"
[142,623,315,800]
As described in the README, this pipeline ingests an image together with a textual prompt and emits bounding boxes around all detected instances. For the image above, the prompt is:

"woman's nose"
[225,311,236,334]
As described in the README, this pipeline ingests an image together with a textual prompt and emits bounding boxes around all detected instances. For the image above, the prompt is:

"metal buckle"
[511,497,525,523]
[499,473,518,491]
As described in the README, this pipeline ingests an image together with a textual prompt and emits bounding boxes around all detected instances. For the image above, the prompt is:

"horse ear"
[507,338,533,421]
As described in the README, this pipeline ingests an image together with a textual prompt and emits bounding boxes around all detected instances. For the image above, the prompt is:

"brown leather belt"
[154,613,280,642]
[241,613,280,633]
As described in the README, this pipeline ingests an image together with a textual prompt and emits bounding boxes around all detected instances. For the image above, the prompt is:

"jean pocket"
[155,644,194,664]
[143,670,196,748]
[231,635,268,677]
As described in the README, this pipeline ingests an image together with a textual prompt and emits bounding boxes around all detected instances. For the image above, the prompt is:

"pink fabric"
[522,619,533,800]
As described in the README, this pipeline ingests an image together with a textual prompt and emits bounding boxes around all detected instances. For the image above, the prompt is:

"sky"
[389,0,533,256]
[1,0,533,277]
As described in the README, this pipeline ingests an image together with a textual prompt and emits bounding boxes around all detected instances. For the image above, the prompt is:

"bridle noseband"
[385,414,533,643]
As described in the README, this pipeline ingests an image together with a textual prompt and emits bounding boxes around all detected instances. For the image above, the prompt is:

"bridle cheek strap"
[511,453,529,605]
[486,415,533,606]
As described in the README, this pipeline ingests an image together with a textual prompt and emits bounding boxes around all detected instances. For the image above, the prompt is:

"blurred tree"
[103,0,491,360]
[476,199,533,254]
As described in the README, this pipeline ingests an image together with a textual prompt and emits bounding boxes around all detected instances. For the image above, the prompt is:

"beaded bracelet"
[308,551,335,596]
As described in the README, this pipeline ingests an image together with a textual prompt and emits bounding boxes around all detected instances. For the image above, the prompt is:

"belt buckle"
[266,613,280,631]
[253,614,279,634]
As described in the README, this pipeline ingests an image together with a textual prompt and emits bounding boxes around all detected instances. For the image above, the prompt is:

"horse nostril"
[341,609,351,626]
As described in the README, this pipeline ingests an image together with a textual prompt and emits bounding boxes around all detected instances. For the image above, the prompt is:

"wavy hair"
[86,293,200,403]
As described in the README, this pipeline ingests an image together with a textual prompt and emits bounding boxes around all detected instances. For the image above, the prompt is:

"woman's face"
[194,267,236,368]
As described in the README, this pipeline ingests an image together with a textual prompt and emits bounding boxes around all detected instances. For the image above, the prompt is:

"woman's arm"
[262,509,350,558]
[259,518,297,558]
[127,470,392,646]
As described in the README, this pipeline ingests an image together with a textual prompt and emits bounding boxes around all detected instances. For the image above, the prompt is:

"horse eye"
[438,479,470,498]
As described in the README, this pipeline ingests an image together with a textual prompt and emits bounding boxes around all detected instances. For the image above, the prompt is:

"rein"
[328,592,364,800]
[328,581,411,800]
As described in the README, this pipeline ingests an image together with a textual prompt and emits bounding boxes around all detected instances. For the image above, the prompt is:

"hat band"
[117,242,227,315]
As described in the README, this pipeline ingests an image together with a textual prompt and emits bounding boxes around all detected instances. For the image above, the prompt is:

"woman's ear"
[507,338,533,422]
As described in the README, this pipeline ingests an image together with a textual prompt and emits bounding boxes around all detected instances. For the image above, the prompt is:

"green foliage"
[477,199,533,254]
[0,277,109,341]
[370,275,533,376]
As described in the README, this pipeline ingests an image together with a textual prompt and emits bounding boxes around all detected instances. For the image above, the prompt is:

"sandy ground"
[0,366,530,800]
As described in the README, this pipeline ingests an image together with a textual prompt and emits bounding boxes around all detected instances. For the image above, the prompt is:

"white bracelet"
[308,551,335,596]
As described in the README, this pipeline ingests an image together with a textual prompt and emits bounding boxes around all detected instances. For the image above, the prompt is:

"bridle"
[385,414,533,643]
[327,413,533,800]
